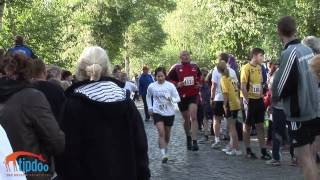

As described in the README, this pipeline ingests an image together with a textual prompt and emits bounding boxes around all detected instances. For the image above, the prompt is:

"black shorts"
[153,113,175,127]
[225,109,238,120]
[288,118,320,148]
[178,96,198,112]
[212,101,224,117]
[245,98,265,126]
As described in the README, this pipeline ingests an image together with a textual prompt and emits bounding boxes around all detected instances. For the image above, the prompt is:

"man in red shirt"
[167,51,202,151]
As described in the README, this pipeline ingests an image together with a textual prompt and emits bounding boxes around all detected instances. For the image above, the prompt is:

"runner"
[211,53,238,149]
[217,61,242,156]
[272,16,319,180]
[167,51,202,151]
[240,48,271,160]
[146,67,180,163]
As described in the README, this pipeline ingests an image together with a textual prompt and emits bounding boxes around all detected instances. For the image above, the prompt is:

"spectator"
[121,72,138,99]
[61,70,73,90]
[7,35,36,59]
[305,36,320,163]
[132,73,140,101]
[139,66,154,121]
[112,65,122,80]
[57,46,150,180]
[31,59,66,123]
[0,54,65,180]
[303,36,320,54]
[272,16,319,180]
[0,125,26,180]
[46,65,62,87]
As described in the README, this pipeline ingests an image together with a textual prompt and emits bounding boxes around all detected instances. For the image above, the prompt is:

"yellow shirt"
[240,63,263,99]
[220,76,241,111]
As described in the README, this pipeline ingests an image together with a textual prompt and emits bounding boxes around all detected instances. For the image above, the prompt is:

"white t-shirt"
[211,67,238,101]
[0,125,26,180]
[146,81,181,116]
[124,81,138,93]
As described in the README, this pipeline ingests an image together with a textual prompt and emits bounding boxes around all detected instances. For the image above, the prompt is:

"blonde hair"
[76,46,112,81]
[217,61,229,77]
[310,55,320,80]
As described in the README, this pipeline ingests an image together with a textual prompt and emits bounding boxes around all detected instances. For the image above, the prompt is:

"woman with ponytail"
[58,46,150,180]
[217,61,242,156]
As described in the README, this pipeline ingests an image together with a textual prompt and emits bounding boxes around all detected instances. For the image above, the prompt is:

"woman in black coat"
[57,46,150,180]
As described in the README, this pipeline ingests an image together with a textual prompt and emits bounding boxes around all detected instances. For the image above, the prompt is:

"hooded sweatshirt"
[56,77,150,180]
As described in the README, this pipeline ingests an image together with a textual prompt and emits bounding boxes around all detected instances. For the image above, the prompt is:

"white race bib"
[252,84,261,94]
[183,76,194,86]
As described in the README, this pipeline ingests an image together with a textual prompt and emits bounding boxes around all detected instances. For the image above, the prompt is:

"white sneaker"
[222,145,232,153]
[226,149,243,156]
[211,141,222,149]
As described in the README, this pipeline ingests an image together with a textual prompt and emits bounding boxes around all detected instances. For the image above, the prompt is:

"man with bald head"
[167,51,202,151]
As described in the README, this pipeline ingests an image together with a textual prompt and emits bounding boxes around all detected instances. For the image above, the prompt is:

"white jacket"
[0,125,26,180]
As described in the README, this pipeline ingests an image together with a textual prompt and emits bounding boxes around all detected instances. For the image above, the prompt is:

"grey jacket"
[0,79,65,180]
[272,39,318,122]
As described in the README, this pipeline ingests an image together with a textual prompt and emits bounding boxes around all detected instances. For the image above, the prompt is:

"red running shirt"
[167,62,202,98]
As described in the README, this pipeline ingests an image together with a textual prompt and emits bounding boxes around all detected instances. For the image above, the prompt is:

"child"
[217,61,242,155]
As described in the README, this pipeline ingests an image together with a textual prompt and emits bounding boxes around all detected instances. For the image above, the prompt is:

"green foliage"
[0,0,319,75]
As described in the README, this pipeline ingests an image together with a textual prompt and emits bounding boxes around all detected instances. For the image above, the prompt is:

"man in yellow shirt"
[240,48,271,160]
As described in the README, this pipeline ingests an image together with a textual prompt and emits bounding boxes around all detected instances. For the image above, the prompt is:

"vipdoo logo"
[4,151,49,177]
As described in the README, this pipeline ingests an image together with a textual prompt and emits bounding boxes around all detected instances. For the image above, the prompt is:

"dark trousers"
[236,121,243,141]
[133,91,140,101]
[142,95,150,120]
[197,104,204,130]
[272,107,294,160]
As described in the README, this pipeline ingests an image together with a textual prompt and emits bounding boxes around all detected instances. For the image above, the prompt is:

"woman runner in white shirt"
[146,67,181,163]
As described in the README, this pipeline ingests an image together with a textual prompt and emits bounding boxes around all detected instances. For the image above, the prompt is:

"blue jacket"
[139,74,154,96]
[7,45,36,58]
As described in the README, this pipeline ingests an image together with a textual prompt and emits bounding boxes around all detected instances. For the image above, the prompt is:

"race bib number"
[252,84,261,94]
[183,76,194,86]
[159,104,167,111]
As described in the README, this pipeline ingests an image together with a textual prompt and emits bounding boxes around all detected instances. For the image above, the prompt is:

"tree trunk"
[124,55,130,77]
[0,0,5,31]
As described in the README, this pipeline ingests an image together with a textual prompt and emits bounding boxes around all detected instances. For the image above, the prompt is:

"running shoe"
[222,145,232,153]
[192,142,199,151]
[290,157,297,166]
[226,150,243,156]
[245,152,257,159]
[261,153,272,160]
[265,159,280,166]
[204,135,209,141]
[211,141,222,149]
[162,155,168,163]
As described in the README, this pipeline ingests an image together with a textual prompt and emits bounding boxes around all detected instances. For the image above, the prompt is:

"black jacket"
[0,79,65,180]
[32,80,65,123]
[57,77,150,180]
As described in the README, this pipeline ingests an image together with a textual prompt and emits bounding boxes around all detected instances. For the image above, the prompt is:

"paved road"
[135,101,304,180]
